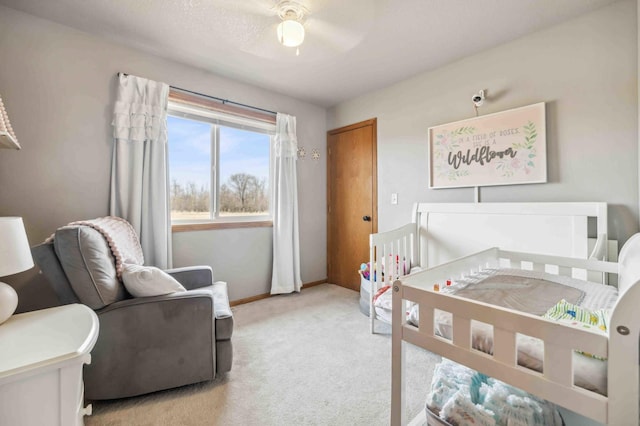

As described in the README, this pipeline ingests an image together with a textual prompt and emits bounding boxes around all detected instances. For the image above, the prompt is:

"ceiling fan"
[209,0,386,61]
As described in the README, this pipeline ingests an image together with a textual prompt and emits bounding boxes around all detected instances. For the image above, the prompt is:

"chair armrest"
[99,286,232,319]
[165,266,213,290]
[210,281,232,319]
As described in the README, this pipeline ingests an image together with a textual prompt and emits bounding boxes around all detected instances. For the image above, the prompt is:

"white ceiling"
[0,0,621,107]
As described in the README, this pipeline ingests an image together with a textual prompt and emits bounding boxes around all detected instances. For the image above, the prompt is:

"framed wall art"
[428,102,546,189]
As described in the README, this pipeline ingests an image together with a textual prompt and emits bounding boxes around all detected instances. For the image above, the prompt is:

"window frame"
[167,100,276,226]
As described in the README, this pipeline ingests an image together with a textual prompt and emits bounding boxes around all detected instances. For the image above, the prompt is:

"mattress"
[377,268,618,396]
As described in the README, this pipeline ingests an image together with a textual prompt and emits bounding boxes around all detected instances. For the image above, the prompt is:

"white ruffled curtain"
[271,113,302,294]
[110,74,172,269]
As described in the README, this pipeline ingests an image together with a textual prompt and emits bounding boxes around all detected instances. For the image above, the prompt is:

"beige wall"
[329,0,639,245]
[0,6,327,310]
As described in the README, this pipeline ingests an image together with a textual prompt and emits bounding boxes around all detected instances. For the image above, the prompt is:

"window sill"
[172,220,273,233]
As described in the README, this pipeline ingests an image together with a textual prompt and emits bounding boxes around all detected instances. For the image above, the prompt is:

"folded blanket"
[46,216,144,278]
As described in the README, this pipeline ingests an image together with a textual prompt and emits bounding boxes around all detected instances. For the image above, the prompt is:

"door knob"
[362,215,371,222]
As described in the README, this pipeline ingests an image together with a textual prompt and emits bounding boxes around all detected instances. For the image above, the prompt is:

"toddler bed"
[390,237,640,425]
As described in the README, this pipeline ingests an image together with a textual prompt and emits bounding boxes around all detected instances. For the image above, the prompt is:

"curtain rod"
[118,72,277,116]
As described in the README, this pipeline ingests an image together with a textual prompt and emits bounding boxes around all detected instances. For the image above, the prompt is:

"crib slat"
[452,316,471,350]
[398,237,408,276]
[543,343,573,387]
[419,304,434,336]
[557,265,572,277]
[531,262,545,273]
[493,328,516,366]
[389,241,398,280]
[382,245,390,284]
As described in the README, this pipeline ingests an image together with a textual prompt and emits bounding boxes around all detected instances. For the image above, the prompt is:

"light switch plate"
[391,193,398,204]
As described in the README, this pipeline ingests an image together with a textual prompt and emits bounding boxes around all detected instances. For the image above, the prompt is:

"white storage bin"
[358,272,371,316]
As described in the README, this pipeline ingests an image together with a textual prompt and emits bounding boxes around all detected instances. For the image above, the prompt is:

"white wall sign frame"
[428,102,547,189]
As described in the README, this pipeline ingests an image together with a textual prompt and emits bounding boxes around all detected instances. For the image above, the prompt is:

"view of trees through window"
[168,114,270,221]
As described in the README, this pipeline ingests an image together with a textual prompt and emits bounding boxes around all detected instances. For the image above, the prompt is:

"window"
[167,99,275,225]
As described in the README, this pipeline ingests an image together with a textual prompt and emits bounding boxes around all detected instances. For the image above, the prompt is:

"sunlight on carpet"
[86,284,439,425]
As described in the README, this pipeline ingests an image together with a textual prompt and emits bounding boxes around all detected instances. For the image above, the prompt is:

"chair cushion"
[54,226,127,309]
[121,264,186,297]
[31,242,80,305]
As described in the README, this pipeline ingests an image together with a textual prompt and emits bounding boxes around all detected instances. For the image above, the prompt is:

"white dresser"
[0,304,99,426]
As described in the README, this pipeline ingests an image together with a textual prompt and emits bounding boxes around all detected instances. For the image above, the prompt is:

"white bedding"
[374,268,618,395]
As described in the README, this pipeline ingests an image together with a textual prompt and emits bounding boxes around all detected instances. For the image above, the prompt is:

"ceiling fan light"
[277,20,305,47]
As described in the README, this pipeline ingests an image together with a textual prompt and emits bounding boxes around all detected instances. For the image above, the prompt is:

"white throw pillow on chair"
[121,263,186,297]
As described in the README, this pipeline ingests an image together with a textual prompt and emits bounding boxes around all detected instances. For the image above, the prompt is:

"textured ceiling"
[0,0,621,107]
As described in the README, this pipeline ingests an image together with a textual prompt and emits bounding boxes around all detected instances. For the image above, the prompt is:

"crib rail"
[369,223,417,333]
[498,249,618,279]
[391,248,619,426]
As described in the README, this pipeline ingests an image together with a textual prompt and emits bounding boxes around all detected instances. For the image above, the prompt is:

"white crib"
[369,202,611,333]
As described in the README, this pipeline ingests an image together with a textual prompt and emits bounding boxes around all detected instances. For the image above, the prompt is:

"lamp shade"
[277,20,305,47]
[0,95,20,150]
[0,217,33,277]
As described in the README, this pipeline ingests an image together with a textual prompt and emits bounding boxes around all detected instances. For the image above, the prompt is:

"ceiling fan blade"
[202,1,278,50]
[303,0,386,52]
[209,0,277,17]
[203,0,388,60]
[305,18,369,52]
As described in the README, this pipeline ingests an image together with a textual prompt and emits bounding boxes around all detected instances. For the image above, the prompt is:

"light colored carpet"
[86,284,440,425]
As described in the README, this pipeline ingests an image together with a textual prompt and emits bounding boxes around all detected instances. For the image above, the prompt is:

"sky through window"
[168,115,270,188]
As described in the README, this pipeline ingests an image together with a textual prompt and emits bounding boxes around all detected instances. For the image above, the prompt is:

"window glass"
[167,108,273,223]
[219,126,270,217]
[168,115,212,221]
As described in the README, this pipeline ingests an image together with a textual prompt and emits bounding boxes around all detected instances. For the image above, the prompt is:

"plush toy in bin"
[359,262,372,280]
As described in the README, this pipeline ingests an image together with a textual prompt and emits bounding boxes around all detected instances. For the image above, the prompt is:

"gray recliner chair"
[31,224,233,400]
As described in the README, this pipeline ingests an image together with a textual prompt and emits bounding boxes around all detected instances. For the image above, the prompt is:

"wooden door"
[327,119,377,291]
